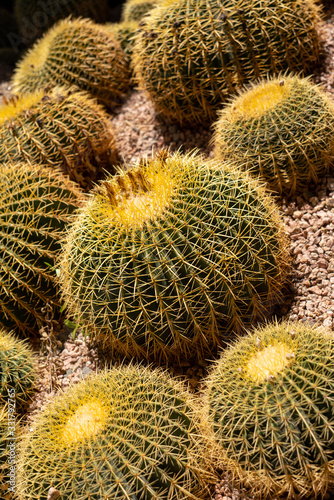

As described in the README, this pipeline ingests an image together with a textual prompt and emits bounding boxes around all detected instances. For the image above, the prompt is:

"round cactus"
[202,321,334,499]
[132,0,322,125]
[0,161,83,336]
[105,20,139,59]
[16,364,211,500]
[12,17,131,108]
[0,329,37,408]
[212,75,334,196]
[59,151,290,362]
[122,0,161,22]
[14,0,109,44]
[0,86,118,190]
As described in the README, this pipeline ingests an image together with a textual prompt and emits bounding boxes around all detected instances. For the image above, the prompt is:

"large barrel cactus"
[122,0,161,22]
[212,75,334,196]
[59,151,290,362]
[16,364,211,500]
[12,17,131,108]
[0,328,37,408]
[133,0,322,125]
[14,0,109,43]
[0,162,83,336]
[0,87,118,190]
[202,321,334,499]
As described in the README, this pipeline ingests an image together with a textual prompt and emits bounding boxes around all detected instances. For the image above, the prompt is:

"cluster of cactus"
[132,0,322,125]
[0,329,37,408]
[212,75,334,196]
[0,161,82,335]
[0,86,118,190]
[58,150,290,362]
[16,364,211,500]
[14,0,109,44]
[202,321,334,499]
[12,17,131,108]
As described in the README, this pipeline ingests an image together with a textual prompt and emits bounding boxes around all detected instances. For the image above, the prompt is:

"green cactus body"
[16,365,210,500]
[132,0,322,125]
[59,151,289,362]
[105,21,139,59]
[12,17,131,108]
[122,0,160,22]
[0,162,83,336]
[203,321,334,499]
[14,0,109,43]
[0,329,37,408]
[0,87,118,190]
[212,75,334,196]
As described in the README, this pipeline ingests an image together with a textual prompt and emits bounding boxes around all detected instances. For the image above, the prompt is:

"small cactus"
[16,364,211,500]
[105,20,139,59]
[0,328,37,408]
[0,161,83,335]
[59,151,290,362]
[14,0,109,44]
[133,0,322,125]
[0,87,118,190]
[122,0,161,22]
[12,17,131,108]
[212,75,334,196]
[202,321,334,499]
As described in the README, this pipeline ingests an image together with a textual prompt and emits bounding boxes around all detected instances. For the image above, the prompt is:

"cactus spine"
[0,162,83,335]
[0,329,37,408]
[17,365,211,500]
[12,17,131,108]
[212,75,334,196]
[202,321,334,499]
[0,87,118,190]
[59,151,289,362]
[133,0,322,125]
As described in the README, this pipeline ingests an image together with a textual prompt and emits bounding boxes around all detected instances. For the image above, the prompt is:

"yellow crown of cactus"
[14,0,109,43]
[16,365,212,500]
[202,321,334,499]
[58,150,290,362]
[212,75,334,196]
[12,17,131,108]
[132,0,322,125]
[0,87,118,190]
[0,329,37,408]
[0,161,83,335]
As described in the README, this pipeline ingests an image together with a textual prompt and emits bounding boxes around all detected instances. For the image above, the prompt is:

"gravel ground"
[1,4,334,500]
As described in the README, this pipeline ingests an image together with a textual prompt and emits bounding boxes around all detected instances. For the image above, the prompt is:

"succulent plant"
[133,0,322,125]
[0,86,118,190]
[0,328,37,408]
[16,364,211,500]
[105,20,139,59]
[12,17,131,108]
[212,75,334,196]
[14,0,109,44]
[59,150,290,362]
[122,0,160,22]
[202,320,334,499]
[0,161,83,336]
